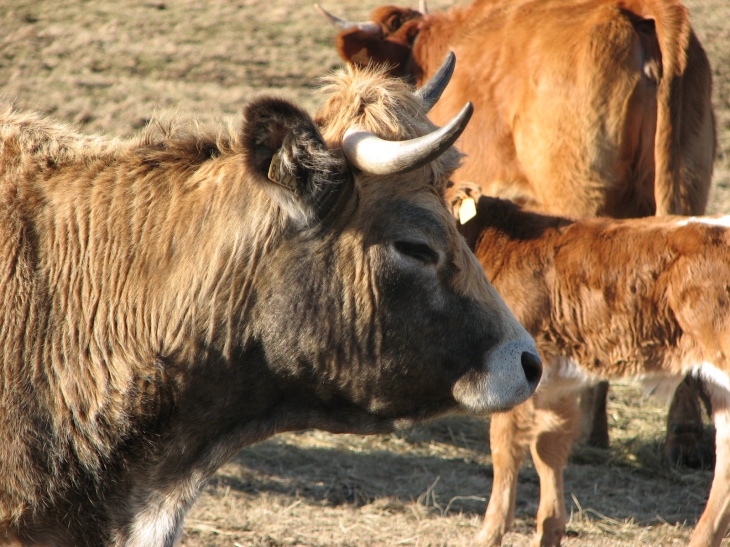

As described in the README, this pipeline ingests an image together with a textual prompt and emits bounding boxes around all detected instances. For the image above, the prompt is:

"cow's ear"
[448,182,482,224]
[242,97,349,223]
[336,30,412,78]
[336,29,381,66]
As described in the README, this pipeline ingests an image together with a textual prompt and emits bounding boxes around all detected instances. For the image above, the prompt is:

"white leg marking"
[127,495,184,547]
[125,481,203,547]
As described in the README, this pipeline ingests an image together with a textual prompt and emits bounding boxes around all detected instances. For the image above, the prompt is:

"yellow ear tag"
[459,197,477,225]
[267,150,298,192]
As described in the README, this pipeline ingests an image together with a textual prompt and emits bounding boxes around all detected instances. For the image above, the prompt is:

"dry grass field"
[1,0,729,545]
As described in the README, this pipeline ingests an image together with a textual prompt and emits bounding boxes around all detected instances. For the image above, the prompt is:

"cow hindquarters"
[689,386,730,547]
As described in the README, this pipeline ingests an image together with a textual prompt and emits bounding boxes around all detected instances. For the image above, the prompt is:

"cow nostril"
[521,351,542,386]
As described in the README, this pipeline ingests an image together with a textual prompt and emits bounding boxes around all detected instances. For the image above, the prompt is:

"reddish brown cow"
[0,62,543,547]
[319,0,716,459]
[322,0,714,217]
[454,188,730,547]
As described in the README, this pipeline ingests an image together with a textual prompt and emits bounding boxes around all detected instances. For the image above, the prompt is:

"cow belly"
[694,362,730,393]
[534,357,594,406]
[641,360,730,400]
[538,357,710,407]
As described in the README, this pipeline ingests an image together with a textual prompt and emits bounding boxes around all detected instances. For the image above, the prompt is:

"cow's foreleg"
[689,389,730,547]
[529,395,579,547]
[478,400,534,546]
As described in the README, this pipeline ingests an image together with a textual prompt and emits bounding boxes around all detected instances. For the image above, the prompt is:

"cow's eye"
[394,240,439,264]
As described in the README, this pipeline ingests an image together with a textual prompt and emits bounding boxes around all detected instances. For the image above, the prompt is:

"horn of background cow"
[314,4,383,36]
[418,0,429,14]
[416,52,456,112]
[342,102,473,175]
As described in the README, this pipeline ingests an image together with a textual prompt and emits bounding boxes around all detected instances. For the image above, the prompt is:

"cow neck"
[409,8,467,86]
[459,197,569,282]
[405,32,423,85]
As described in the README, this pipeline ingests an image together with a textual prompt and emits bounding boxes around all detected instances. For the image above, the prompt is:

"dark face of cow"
[320,5,424,81]
[239,73,541,433]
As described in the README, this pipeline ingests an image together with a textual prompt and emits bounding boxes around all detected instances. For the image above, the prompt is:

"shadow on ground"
[205,413,714,526]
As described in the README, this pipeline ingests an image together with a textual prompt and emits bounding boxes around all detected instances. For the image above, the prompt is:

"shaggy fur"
[455,191,730,547]
[0,67,539,546]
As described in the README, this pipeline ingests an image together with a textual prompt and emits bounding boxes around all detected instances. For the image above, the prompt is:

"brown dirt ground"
[1,0,729,545]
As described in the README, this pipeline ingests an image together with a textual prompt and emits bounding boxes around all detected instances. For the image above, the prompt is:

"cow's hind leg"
[529,395,579,547]
[478,400,534,547]
[689,386,730,547]
[665,375,713,469]
[578,380,609,448]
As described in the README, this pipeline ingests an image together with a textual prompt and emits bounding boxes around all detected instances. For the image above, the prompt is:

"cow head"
[239,57,540,431]
[316,4,425,81]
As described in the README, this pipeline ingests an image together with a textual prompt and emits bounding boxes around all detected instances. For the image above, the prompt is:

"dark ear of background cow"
[335,8,422,80]
[336,29,411,76]
[242,97,350,220]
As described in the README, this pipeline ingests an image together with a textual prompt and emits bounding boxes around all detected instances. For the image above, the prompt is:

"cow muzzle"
[452,336,542,414]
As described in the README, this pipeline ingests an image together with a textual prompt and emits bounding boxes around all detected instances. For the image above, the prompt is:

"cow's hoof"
[531,534,563,547]
[532,518,564,547]
[475,527,504,547]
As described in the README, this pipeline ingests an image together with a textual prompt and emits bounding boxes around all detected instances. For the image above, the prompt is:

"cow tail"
[649,0,691,215]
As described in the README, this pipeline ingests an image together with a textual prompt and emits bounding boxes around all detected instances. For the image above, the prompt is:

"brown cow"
[319,0,716,459]
[0,61,542,547]
[321,0,714,217]
[453,188,730,547]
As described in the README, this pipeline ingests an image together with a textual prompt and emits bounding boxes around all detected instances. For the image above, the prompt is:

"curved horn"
[342,102,474,175]
[314,4,383,35]
[416,52,456,112]
[419,0,429,14]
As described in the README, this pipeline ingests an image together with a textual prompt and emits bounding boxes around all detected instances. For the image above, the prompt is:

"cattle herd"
[0,0,727,546]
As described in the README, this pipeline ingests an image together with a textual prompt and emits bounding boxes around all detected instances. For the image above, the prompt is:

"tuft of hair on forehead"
[314,64,464,191]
